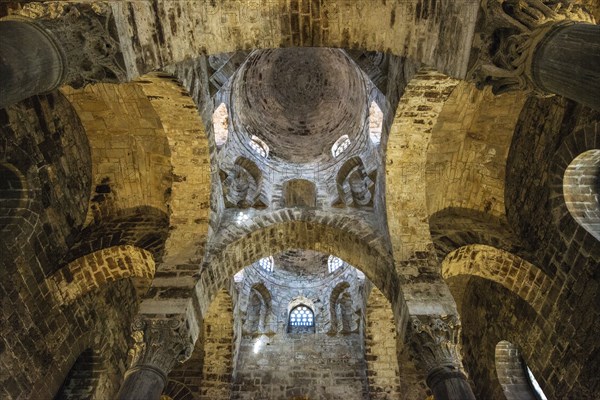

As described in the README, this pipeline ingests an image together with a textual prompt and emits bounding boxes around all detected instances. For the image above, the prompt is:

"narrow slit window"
[369,101,383,145]
[213,103,229,147]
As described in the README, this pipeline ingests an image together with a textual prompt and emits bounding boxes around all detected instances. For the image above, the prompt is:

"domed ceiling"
[231,48,368,163]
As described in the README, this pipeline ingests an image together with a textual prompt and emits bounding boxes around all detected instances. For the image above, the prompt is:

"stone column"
[117,316,194,400]
[531,22,600,109]
[0,17,66,109]
[407,315,476,400]
[0,4,127,109]
[472,0,599,110]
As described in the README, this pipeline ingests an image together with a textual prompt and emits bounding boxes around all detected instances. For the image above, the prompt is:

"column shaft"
[533,23,600,110]
[0,19,65,109]
[427,366,476,400]
[117,367,166,400]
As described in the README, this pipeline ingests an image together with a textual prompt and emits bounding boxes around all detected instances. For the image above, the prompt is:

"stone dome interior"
[231,48,368,163]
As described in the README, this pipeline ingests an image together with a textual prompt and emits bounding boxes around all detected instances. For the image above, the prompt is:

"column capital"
[8,2,128,87]
[406,314,463,374]
[470,0,595,95]
[126,315,195,385]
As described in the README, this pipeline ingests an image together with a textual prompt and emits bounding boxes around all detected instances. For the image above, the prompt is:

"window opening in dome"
[332,135,351,158]
[213,103,229,147]
[289,305,314,327]
[233,270,245,282]
[369,101,383,145]
[328,255,343,273]
[258,256,274,272]
[249,135,269,158]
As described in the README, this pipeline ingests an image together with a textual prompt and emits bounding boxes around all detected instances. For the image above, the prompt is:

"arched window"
[328,255,343,273]
[249,135,269,158]
[495,340,547,400]
[331,135,351,158]
[369,100,383,145]
[563,149,600,241]
[213,103,229,147]
[258,256,274,272]
[288,305,315,333]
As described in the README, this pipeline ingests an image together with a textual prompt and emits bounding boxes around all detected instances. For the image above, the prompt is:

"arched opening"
[213,102,229,148]
[0,162,31,239]
[495,340,547,400]
[54,349,102,400]
[332,134,352,158]
[563,149,600,241]
[368,100,383,145]
[0,162,28,209]
[288,304,315,334]
[328,255,344,273]
[258,256,274,273]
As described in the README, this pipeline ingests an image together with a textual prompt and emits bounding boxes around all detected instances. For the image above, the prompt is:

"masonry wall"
[231,254,369,399]
[0,91,138,399]
[233,333,368,400]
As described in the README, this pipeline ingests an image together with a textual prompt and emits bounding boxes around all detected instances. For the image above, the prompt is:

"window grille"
[258,256,274,272]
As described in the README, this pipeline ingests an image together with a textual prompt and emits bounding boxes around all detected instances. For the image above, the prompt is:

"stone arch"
[60,82,172,225]
[137,73,212,269]
[441,244,552,315]
[425,82,527,219]
[62,72,212,270]
[329,281,351,333]
[244,282,272,335]
[505,96,600,277]
[64,206,169,265]
[0,90,92,276]
[48,245,155,306]
[0,162,37,242]
[161,380,195,400]
[222,156,264,209]
[459,277,550,399]
[429,207,533,263]
[53,348,104,400]
[385,69,460,261]
[201,289,234,400]
[495,341,539,400]
[336,156,374,207]
[196,211,399,318]
[549,122,600,252]
[563,149,600,241]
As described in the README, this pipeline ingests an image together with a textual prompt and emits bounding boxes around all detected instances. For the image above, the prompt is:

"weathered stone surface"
[1,2,599,400]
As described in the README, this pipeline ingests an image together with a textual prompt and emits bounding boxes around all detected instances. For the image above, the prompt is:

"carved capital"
[407,314,463,375]
[12,2,127,87]
[471,0,595,95]
[126,316,194,383]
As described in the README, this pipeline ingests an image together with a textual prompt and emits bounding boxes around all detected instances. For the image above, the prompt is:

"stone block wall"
[232,333,368,400]
[230,252,370,399]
